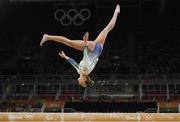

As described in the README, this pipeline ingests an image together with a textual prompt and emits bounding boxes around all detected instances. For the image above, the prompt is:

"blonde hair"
[85,76,94,87]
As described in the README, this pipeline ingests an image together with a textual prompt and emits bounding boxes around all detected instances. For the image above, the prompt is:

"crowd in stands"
[0,101,42,112]
[134,39,180,74]
[0,101,27,112]
[93,38,180,75]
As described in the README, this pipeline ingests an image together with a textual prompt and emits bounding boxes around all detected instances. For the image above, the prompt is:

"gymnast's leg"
[95,4,120,47]
[40,34,86,51]
[40,5,120,51]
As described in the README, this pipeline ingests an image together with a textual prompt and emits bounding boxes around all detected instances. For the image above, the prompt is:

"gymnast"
[40,4,120,87]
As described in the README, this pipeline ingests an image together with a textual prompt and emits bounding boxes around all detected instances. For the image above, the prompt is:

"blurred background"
[0,0,180,113]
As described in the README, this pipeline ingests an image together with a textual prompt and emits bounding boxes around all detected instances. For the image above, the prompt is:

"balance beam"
[0,113,180,121]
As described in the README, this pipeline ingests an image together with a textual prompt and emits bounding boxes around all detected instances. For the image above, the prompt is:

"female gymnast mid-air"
[40,4,120,87]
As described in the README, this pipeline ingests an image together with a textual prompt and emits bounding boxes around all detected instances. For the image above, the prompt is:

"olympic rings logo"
[54,8,91,26]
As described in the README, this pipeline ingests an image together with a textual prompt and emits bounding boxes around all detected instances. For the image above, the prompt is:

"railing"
[1,74,180,82]
[0,74,180,102]
[63,108,77,113]
[144,108,158,113]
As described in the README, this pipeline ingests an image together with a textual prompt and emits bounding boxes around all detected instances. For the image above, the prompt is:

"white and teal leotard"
[67,42,103,75]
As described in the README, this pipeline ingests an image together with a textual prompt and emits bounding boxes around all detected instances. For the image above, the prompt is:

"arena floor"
[0,113,180,122]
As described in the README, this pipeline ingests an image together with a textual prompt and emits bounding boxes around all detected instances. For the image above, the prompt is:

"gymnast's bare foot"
[115,4,120,14]
[40,34,48,46]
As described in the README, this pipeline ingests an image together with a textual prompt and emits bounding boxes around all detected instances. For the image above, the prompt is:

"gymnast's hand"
[59,51,69,60]
[83,32,89,45]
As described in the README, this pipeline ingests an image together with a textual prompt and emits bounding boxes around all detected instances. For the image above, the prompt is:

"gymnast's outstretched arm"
[59,51,79,71]
[59,51,87,87]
